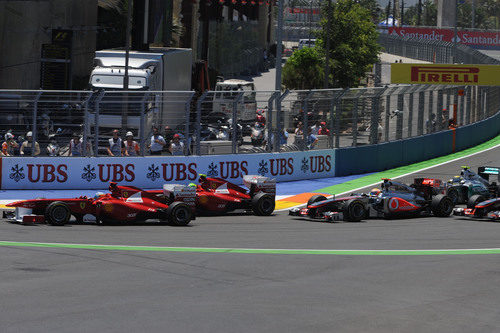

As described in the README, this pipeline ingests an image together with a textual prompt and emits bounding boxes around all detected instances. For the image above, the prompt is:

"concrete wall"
[437,0,456,28]
[0,0,97,89]
[335,111,500,176]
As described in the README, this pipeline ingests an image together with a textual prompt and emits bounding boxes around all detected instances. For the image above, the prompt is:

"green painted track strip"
[318,133,500,195]
[1,241,500,255]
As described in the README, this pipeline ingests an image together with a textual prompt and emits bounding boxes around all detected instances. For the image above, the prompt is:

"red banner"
[387,27,500,50]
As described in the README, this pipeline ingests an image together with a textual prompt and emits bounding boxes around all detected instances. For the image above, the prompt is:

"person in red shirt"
[318,122,330,136]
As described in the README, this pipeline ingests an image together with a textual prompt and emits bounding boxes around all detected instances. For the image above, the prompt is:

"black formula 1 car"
[453,197,500,221]
[446,166,500,207]
[289,178,454,222]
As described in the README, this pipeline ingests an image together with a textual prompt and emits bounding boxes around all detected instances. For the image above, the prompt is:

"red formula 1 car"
[6,182,196,226]
[289,178,454,222]
[453,197,500,221]
[115,175,276,216]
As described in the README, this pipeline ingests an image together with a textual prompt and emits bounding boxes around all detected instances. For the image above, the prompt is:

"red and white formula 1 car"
[6,182,196,226]
[289,178,454,222]
[453,197,500,221]
[114,175,276,216]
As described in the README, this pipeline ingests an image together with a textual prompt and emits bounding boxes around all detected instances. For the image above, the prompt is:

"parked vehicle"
[211,79,257,134]
[88,47,192,131]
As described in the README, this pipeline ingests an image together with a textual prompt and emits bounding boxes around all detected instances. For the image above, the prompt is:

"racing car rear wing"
[478,166,500,182]
[243,175,276,196]
[163,184,196,207]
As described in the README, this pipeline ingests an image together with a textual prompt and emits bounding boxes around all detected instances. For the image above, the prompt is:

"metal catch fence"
[0,86,499,157]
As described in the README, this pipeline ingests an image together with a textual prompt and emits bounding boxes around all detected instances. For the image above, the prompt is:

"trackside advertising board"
[391,64,500,86]
[387,27,500,50]
[0,151,334,190]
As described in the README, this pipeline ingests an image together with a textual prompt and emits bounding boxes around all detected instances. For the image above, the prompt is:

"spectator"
[164,125,174,145]
[20,131,40,156]
[318,121,330,136]
[149,126,166,155]
[311,121,321,135]
[107,129,123,156]
[426,113,436,133]
[306,128,318,149]
[124,131,140,156]
[169,134,184,156]
[1,133,19,156]
[68,133,83,156]
[295,121,303,136]
[47,138,60,156]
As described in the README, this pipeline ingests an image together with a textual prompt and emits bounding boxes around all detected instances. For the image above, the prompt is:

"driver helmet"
[369,188,381,196]
[198,174,207,183]
[188,183,196,188]
[94,192,105,199]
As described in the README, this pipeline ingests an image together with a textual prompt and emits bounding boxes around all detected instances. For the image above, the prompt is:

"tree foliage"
[282,47,324,90]
[317,0,381,88]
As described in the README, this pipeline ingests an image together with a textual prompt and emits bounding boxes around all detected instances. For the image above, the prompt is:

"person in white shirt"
[107,129,123,156]
[69,133,83,156]
[124,131,140,156]
[149,127,166,155]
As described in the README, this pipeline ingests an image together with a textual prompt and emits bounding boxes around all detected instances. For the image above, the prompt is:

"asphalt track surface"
[1,144,500,332]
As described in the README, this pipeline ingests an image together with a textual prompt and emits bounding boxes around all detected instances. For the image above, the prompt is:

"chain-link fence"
[1,86,499,157]
[378,34,500,65]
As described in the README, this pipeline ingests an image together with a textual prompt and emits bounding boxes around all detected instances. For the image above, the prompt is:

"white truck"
[88,47,192,130]
[211,79,257,130]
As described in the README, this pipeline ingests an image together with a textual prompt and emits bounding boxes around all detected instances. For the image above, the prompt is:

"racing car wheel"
[252,192,275,216]
[431,194,454,217]
[343,199,366,222]
[467,194,486,209]
[45,201,71,226]
[307,195,327,207]
[167,202,193,226]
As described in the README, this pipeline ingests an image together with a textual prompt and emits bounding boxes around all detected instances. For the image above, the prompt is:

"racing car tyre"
[343,199,366,222]
[167,202,192,226]
[467,194,486,209]
[45,201,71,226]
[252,192,275,216]
[431,194,454,217]
[307,195,327,207]
[446,187,460,205]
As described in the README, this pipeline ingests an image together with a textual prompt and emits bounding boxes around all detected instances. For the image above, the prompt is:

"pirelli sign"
[391,64,500,86]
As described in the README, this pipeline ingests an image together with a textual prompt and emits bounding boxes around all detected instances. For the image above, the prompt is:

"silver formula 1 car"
[289,178,454,222]
[453,197,500,221]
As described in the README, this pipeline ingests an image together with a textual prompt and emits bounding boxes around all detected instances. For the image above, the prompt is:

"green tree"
[317,0,381,88]
[282,47,324,90]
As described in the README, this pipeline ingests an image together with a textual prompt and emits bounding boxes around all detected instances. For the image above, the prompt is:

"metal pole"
[453,0,458,63]
[324,0,331,89]
[232,92,244,154]
[94,91,105,157]
[31,92,42,157]
[124,0,132,90]
[275,0,284,91]
[184,92,195,155]
[196,91,210,156]
[266,92,279,152]
[275,90,290,152]
[139,93,149,156]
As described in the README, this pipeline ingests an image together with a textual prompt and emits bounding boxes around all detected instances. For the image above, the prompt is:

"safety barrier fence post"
[334,89,347,148]
[302,91,313,150]
[93,91,105,157]
[196,91,209,156]
[275,90,290,152]
[139,93,149,156]
[232,92,244,154]
[184,92,195,156]
[436,89,443,132]
[466,86,472,125]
